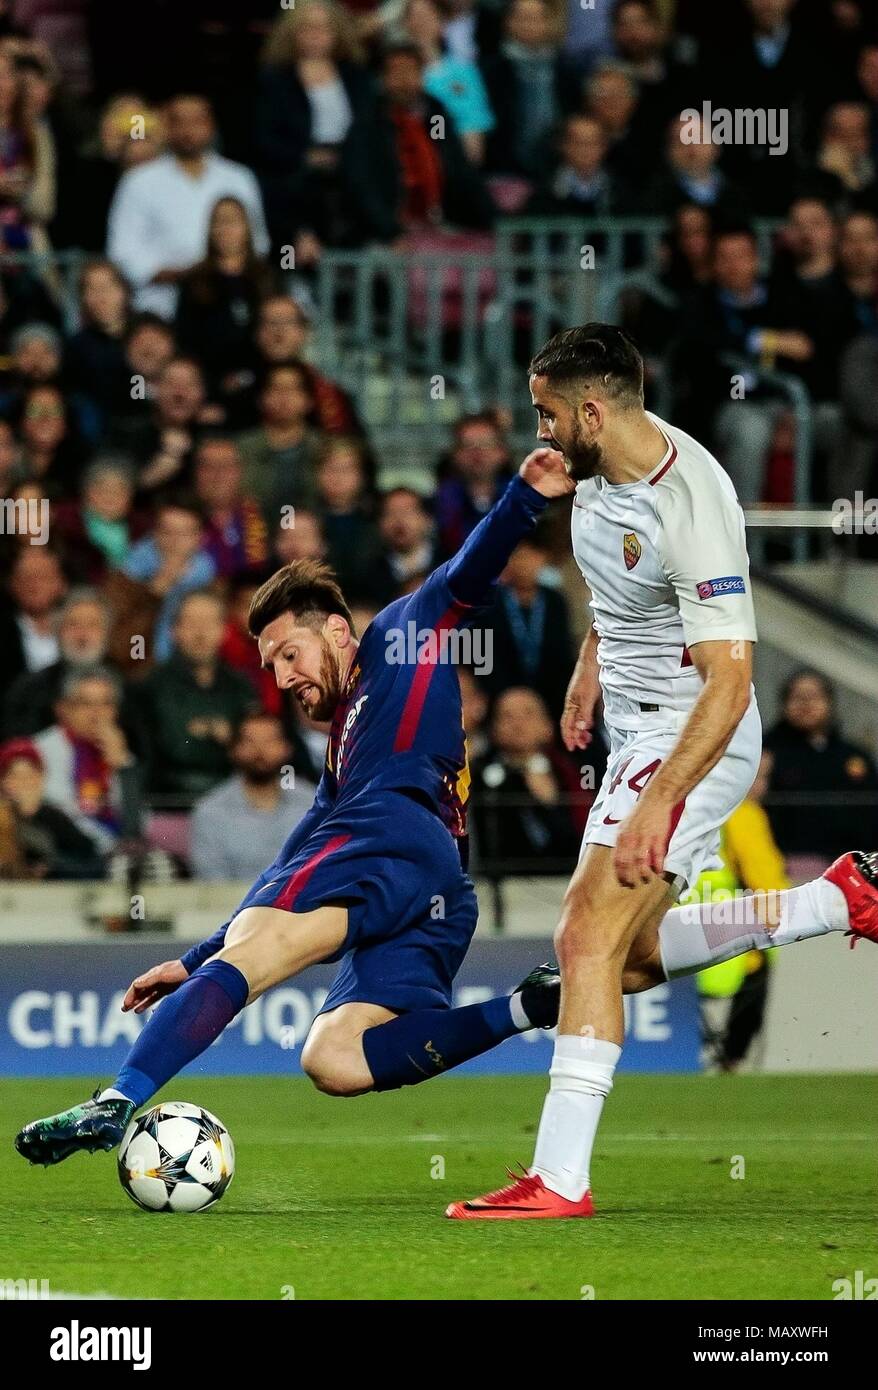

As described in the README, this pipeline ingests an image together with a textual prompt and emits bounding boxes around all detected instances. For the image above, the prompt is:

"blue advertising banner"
[0,941,702,1077]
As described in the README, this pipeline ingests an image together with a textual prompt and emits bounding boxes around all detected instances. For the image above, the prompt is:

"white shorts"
[582,696,762,889]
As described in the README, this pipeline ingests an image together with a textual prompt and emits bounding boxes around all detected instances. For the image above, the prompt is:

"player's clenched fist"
[519,447,575,498]
[122,959,189,1014]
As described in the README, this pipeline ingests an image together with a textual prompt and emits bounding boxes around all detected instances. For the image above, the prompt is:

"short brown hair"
[247,559,354,637]
[529,323,644,406]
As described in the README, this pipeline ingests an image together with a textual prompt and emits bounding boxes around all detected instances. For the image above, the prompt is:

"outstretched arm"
[440,447,573,609]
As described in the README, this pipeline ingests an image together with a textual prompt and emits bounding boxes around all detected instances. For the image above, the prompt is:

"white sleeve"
[106,171,167,289]
[655,470,757,647]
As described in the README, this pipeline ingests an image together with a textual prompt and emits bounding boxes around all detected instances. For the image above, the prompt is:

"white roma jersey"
[571,412,758,729]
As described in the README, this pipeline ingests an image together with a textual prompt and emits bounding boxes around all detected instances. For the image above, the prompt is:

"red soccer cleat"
[824,851,878,944]
[445,1168,595,1220]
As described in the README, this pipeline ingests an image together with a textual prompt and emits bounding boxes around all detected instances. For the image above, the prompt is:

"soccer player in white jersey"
[447,323,878,1220]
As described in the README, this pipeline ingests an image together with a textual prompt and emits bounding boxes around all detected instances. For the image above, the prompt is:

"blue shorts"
[241,789,478,1015]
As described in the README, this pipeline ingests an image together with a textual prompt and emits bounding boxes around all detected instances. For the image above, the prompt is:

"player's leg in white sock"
[657,877,849,980]
[530,846,675,1201]
[531,1036,621,1200]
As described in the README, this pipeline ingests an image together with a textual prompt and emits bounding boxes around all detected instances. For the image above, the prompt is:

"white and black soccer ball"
[117,1102,235,1212]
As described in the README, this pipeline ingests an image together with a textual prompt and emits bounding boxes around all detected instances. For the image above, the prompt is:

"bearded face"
[559,414,604,481]
[257,616,351,723]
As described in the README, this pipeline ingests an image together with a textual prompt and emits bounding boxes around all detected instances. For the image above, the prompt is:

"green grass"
[3,1075,876,1300]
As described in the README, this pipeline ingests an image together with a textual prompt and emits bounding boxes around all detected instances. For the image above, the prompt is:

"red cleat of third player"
[445,1169,595,1220]
[823,851,878,944]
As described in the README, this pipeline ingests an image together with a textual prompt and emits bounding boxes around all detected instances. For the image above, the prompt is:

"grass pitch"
[3,1074,876,1301]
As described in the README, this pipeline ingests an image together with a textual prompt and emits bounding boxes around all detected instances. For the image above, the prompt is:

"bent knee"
[300,1038,372,1097]
[554,909,625,972]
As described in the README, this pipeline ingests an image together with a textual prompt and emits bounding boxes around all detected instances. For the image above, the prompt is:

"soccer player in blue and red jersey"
[16,447,575,1166]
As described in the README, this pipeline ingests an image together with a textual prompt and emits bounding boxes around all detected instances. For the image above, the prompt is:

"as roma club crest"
[623,532,642,571]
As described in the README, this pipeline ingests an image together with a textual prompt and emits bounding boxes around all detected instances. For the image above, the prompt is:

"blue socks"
[112,966,527,1103]
[361,996,520,1091]
[113,960,249,1108]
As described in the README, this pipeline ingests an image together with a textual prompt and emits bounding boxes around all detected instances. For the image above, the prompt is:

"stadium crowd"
[0,0,876,883]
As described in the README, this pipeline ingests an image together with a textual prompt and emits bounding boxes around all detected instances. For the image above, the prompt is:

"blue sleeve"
[400,475,549,629]
[179,773,333,974]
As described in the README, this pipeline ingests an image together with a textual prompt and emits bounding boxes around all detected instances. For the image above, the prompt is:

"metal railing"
[312,217,785,466]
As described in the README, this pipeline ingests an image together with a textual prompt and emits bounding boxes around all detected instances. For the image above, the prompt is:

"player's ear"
[580,398,602,433]
[324,613,353,649]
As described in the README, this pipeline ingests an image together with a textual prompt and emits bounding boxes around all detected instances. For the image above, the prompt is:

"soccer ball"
[117,1102,235,1212]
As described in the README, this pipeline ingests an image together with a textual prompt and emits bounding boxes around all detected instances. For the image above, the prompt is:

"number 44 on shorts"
[603,758,661,825]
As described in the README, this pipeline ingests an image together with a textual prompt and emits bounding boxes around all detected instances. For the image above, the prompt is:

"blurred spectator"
[583,60,656,188]
[816,101,876,203]
[2,584,130,738]
[369,486,439,604]
[51,457,146,584]
[193,433,270,579]
[0,735,104,878]
[481,0,568,178]
[120,496,217,662]
[769,197,861,433]
[698,0,814,213]
[838,209,878,334]
[107,93,269,319]
[401,0,494,165]
[458,664,490,760]
[190,710,316,880]
[0,414,23,493]
[0,321,62,405]
[856,43,878,162]
[676,226,815,502]
[64,259,132,424]
[645,111,748,220]
[175,196,276,398]
[255,0,372,250]
[528,113,632,215]
[109,355,212,494]
[15,379,88,496]
[434,411,513,556]
[132,589,256,807]
[220,573,285,719]
[236,362,322,523]
[314,434,381,593]
[113,313,176,421]
[34,666,142,854]
[471,686,584,874]
[483,530,575,721]
[837,332,878,500]
[271,506,327,568]
[62,93,165,252]
[610,0,689,128]
[341,42,494,242]
[619,202,712,369]
[237,293,361,435]
[0,544,66,698]
[0,45,56,258]
[763,668,878,857]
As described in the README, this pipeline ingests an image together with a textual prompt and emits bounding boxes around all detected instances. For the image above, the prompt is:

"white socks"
[508,992,532,1031]
[532,1036,621,1201]
[658,877,848,980]
[98,1088,131,1102]
[529,877,849,1202]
